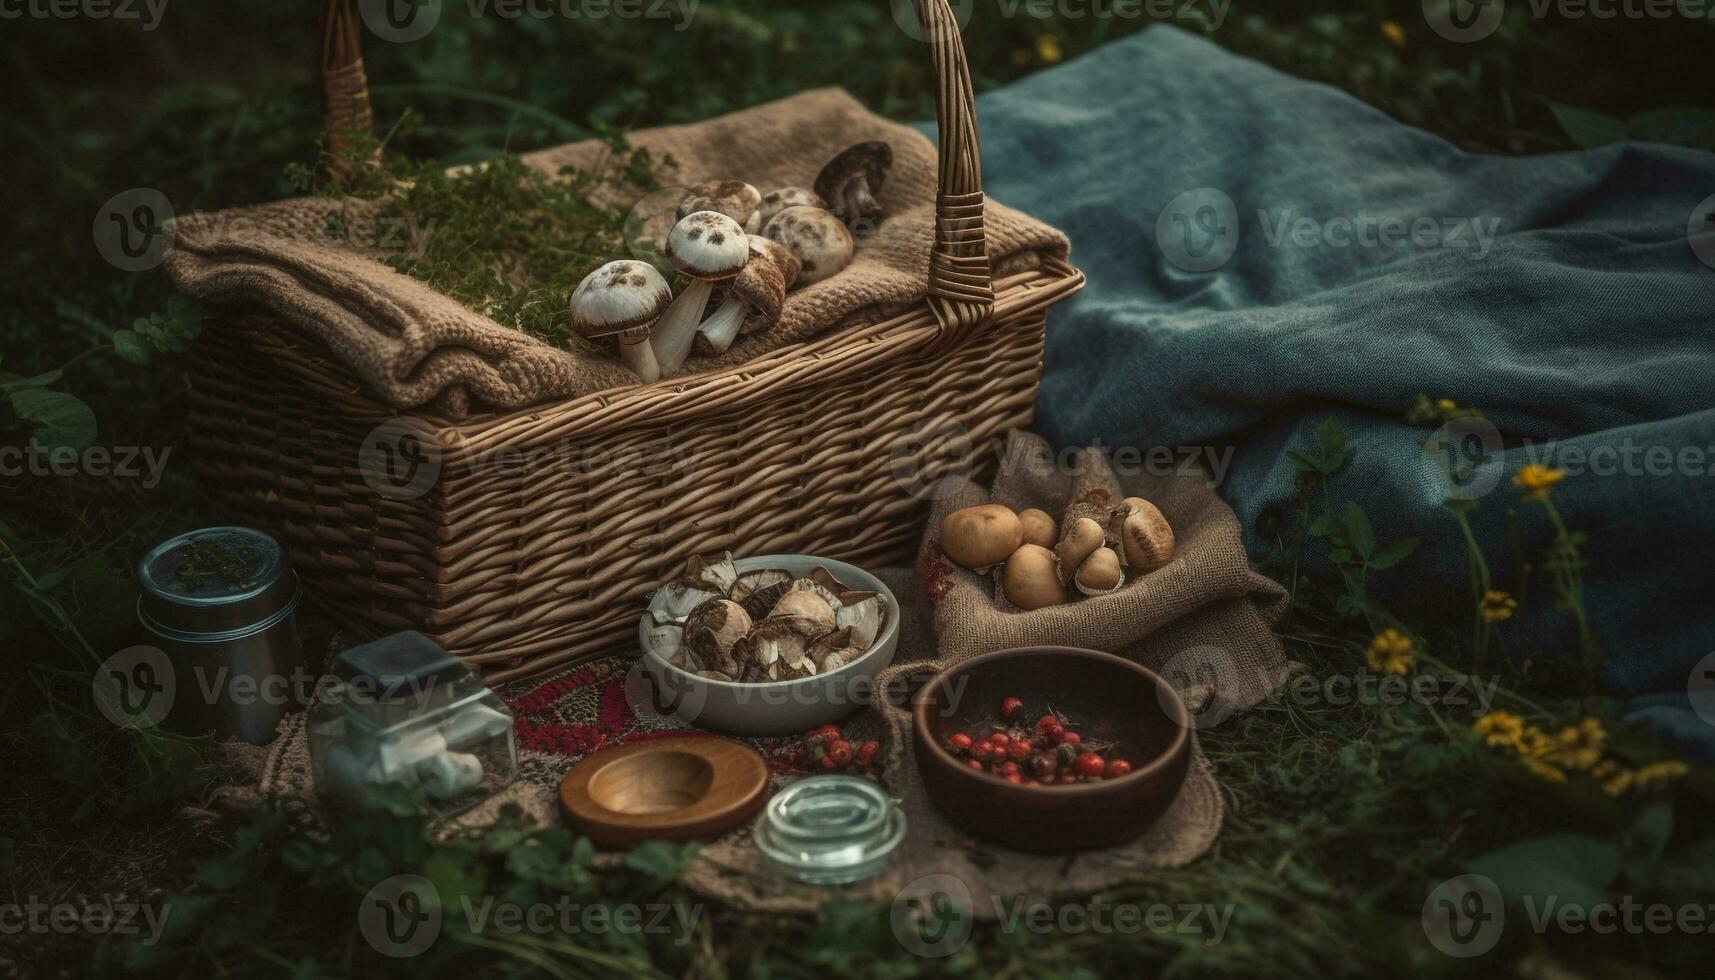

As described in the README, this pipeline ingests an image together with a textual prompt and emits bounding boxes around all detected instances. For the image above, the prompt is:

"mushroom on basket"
[569,259,671,383]
[761,205,852,286]
[652,210,749,374]
[755,186,825,229]
[694,237,801,355]
[678,179,763,234]
[814,142,893,227]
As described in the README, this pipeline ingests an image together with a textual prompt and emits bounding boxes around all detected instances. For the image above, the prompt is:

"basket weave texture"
[181,1,1084,680]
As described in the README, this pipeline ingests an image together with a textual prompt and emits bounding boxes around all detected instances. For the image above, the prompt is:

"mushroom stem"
[696,294,750,354]
[651,278,714,375]
[619,334,661,383]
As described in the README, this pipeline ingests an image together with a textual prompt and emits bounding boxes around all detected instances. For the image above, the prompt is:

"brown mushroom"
[1054,517,1105,584]
[1003,544,1067,610]
[677,180,763,233]
[814,142,893,227]
[1073,547,1123,596]
[1018,508,1058,549]
[694,237,799,355]
[940,504,1024,570]
[1119,503,1176,573]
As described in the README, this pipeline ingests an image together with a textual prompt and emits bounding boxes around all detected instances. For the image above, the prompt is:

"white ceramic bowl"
[637,555,900,736]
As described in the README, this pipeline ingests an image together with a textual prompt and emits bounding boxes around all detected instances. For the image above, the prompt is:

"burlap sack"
[214,434,1286,917]
[164,88,1070,418]
[900,431,1289,716]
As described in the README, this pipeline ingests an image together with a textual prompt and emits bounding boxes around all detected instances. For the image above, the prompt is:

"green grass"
[3,3,1714,978]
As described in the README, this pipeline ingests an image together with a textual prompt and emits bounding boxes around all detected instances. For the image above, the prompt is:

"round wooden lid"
[558,736,770,848]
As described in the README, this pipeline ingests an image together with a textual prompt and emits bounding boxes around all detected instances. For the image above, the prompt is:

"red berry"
[967,758,984,771]
[1074,752,1106,777]
[826,740,854,767]
[1007,740,1032,761]
[989,732,1011,748]
[1055,730,1082,746]
[1000,696,1024,719]
[1104,759,1133,779]
[1003,772,1026,784]
[971,739,995,761]
[1033,714,1059,733]
[857,740,880,767]
[947,732,973,754]
[995,761,1020,777]
[808,724,841,742]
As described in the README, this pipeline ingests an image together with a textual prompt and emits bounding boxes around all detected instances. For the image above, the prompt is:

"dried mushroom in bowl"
[639,553,888,684]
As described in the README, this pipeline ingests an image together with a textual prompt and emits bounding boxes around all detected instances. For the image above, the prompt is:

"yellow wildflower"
[1521,757,1567,784]
[1512,464,1566,501]
[1480,590,1518,622]
[1592,761,1635,797]
[1474,711,1526,749]
[1539,717,1606,771]
[1381,20,1406,48]
[1435,397,1456,413]
[1035,34,1063,64]
[1633,761,1689,791]
[1365,628,1416,675]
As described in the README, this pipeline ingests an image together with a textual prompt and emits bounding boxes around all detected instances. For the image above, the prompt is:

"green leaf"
[0,369,63,394]
[1441,497,1479,512]
[1621,803,1673,886]
[1285,450,1320,474]
[624,839,697,887]
[1307,512,1339,538]
[112,329,153,365]
[1368,536,1419,570]
[8,387,96,451]
[1343,502,1375,558]
[1549,103,1627,149]
[1467,833,1620,910]
[1315,416,1346,455]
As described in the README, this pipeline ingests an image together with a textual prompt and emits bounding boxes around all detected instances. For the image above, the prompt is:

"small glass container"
[307,631,517,815]
[136,526,306,744]
[753,775,906,885]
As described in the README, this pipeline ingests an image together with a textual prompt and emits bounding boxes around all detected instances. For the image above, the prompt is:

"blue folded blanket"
[946,28,1715,738]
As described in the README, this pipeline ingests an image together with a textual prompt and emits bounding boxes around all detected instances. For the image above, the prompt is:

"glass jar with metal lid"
[308,631,517,815]
[136,526,307,744]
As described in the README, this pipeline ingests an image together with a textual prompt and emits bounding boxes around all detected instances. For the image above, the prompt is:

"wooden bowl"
[559,737,769,848]
[911,646,1191,852]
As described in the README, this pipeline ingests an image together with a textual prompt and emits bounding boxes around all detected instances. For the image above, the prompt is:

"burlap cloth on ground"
[163,88,1070,418]
[217,432,1286,915]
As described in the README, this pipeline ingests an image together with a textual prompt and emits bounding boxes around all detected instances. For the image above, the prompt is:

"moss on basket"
[294,120,667,348]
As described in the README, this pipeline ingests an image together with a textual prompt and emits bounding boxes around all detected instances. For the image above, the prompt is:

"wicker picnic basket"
[186,0,1083,683]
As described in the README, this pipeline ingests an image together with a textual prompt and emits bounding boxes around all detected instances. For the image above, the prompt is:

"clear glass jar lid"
[754,776,905,885]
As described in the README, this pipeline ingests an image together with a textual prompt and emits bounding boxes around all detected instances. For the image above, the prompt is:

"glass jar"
[753,775,906,884]
[307,631,516,814]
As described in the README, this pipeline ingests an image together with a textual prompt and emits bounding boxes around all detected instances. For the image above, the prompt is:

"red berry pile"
[942,699,1132,786]
[787,724,881,772]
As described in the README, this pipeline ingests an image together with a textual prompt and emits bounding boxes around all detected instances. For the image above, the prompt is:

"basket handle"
[319,0,993,333]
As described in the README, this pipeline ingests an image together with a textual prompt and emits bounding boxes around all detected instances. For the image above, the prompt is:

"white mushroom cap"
[755,186,826,229]
[761,206,853,286]
[677,180,762,227]
[665,211,750,280]
[569,260,672,339]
